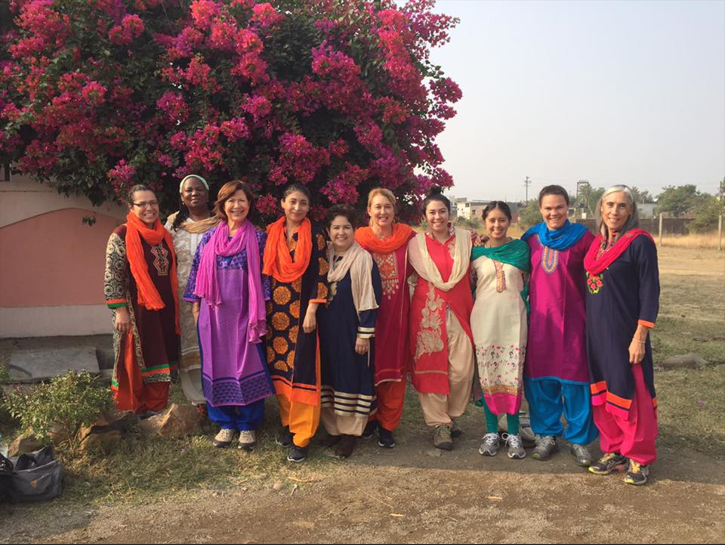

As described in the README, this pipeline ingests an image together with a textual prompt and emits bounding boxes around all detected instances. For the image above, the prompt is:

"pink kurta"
[409,233,474,395]
[525,232,595,383]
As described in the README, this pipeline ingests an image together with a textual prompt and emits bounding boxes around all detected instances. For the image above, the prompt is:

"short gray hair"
[595,185,640,238]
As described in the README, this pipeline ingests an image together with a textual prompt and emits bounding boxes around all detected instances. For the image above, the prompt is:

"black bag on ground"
[7,445,64,503]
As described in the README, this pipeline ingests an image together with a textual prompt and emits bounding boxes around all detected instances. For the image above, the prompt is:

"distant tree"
[656,185,707,217]
[518,199,542,229]
[455,216,482,231]
[689,195,723,233]
[575,181,605,216]
[630,186,654,204]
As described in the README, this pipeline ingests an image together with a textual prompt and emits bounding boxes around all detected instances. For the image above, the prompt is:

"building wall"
[0,173,126,338]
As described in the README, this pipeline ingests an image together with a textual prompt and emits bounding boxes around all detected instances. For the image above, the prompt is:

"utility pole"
[524,176,531,202]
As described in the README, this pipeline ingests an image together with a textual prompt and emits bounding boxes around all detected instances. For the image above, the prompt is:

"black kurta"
[586,235,660,418]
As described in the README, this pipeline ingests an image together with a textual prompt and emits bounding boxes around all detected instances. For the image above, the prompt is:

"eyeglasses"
[133,201,159,208]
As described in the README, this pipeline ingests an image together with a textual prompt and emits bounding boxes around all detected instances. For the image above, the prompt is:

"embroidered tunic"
[266,227,329,405]
[471,254,528,415]
[319,260,382,419]
[367,242,414,385]
[104,225,179,392]
[409,233,475,395]
[586,236,660,418]
[184,228,275,407]
[525,233,595,384]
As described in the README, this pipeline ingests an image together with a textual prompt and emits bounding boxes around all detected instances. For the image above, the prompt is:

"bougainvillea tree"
[0,0,461,220]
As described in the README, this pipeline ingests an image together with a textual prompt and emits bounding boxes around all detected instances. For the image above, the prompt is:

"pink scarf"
[194,220,267,344]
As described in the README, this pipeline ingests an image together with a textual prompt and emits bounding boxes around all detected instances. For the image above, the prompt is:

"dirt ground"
[0,247,723,544]
[2,434,725,544]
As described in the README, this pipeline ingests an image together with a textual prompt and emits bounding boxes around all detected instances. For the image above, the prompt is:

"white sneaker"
[238,430,256,451]
[478,433,500,457]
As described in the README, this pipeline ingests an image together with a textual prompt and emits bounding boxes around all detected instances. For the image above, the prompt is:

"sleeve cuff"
[638,320,655,329]
[107,300,127,309]
[310,298,327,304]
[183,296,201,303]
[358,327,375,339]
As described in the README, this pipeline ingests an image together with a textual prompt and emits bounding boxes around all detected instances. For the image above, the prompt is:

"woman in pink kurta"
[523,185,599,467]
[408,187,475,451]
[355,188,415,449]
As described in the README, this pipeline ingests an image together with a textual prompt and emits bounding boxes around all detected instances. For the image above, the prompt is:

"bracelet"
[636,341,646,345]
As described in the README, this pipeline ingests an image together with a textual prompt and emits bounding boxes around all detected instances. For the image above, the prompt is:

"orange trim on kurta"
[106,298,127,305]
[125,213,180,334]
[606,391,633,409]
[356,224,414,255]
[590,381,607,395]
[263,217,313,283]
[638,320,655,329]
[113,332,144,412]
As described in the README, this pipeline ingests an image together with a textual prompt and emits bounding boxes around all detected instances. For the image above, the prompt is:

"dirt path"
[2,433,724,544]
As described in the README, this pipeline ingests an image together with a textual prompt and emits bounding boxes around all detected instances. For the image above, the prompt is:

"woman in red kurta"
[355,188,415,449]
[408,187,475,451]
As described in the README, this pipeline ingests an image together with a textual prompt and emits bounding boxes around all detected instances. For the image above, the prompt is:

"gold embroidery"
[289,325,299,344]
[447,235,457,260]
[494,261,506,293]
[274,361,288,372]
[273,286,292,305]
[292,278,303,293]
[272,312,290,331]
[267,346,275,364]
[415,284,445,360]
[287,350,296,369]
[373,252,399,299]
[327,282,338,306]
[290,300,301,319]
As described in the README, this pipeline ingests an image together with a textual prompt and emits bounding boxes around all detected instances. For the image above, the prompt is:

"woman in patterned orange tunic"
[263,184,329,463]
[355,188,414,449]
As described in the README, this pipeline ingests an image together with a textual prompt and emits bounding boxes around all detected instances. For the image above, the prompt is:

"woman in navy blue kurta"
[584,185,660,486]
[319,205,382,459]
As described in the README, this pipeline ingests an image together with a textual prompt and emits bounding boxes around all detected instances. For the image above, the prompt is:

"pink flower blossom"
[251,3,283,27]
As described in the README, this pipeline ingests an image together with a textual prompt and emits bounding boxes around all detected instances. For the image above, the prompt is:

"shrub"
[2,371,112,452]
[0,362,9,386]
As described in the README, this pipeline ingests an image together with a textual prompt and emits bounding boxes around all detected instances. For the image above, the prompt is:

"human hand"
[114,307,131,335]
[355,337,370,355]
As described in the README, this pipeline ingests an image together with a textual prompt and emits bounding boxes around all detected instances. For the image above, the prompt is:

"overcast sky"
[427,0,725,201]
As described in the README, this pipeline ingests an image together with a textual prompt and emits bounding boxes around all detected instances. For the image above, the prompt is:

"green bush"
[2,371,112,452]
[0,362,9,386]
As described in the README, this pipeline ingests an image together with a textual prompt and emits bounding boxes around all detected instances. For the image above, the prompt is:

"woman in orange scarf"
[104,185,180,418]
[263,184,329,463]
[355,188,415,449]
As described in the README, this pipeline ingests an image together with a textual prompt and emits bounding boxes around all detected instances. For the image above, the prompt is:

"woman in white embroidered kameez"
[165,174,220,420]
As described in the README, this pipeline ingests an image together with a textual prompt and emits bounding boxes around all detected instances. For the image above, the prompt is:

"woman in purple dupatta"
[185,181,274,451]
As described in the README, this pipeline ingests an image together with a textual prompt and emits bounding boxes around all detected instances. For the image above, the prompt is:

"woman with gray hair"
[584,185,660,486]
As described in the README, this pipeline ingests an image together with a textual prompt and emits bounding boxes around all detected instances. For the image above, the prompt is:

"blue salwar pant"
[524,378,598,445]
[207,398,265,431]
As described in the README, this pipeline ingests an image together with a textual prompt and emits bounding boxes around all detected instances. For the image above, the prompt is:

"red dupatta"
[584,229,654,275]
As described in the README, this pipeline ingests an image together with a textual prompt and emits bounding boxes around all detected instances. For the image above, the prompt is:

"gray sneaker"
[569,443,592,467]
[504,434,526,460]
[238,430,256,452]
[433,424,453,451]
[478,433,500,457]
[532,435,558,461]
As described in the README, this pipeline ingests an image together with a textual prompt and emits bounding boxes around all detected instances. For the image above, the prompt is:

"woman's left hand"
[303,310,317,334]
[629,338,646,364]
[355,337,370,355]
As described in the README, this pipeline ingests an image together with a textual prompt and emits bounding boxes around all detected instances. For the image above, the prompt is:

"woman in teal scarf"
[470,202,531,460]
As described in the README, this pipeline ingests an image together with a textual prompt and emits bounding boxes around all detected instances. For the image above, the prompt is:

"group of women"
[104,177,660,486]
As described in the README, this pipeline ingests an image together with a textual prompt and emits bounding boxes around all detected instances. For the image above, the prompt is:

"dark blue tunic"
[319,259,382,418]
[586,235,660,416]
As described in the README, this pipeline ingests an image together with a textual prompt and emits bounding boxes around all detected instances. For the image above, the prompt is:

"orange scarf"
[356,223,414,255]
[125,212,180,334]
[263,217,313,283]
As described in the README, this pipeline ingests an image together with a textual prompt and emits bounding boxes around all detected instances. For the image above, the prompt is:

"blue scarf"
[522,220,589,251]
